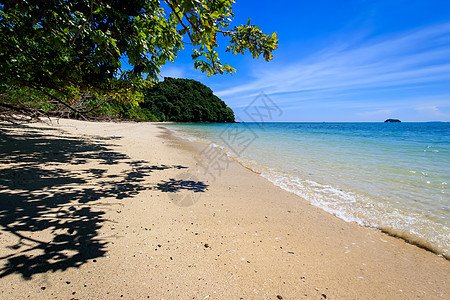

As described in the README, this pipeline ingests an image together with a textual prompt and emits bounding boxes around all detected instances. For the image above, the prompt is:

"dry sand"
[0,118,448,299]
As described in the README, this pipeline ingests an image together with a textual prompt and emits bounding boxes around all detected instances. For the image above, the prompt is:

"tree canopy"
[0,0,278,115]
[141,77,235,122]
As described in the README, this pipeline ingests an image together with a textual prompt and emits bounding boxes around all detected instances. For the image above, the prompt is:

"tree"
[141,77,235,122]
[0,0,278,116]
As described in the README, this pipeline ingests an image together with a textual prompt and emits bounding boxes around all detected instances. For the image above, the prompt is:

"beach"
[0,119,448,299]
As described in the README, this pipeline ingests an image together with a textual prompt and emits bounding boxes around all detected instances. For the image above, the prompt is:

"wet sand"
[0,119,448,299]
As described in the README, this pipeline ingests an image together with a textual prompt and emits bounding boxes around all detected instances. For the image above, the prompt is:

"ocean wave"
[255,168,449,259]
[165,123,450,259]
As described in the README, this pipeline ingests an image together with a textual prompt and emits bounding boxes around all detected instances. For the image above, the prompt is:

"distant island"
[384,119,401,123]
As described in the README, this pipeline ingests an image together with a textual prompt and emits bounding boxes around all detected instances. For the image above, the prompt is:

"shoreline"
[1,119,448,299]
[160,123,449,260]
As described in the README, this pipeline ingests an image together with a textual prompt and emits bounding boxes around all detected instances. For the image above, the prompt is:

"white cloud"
[158,65,186,79]
[216,22,450,109]
[415,105,449,118]
[356,109,394,119]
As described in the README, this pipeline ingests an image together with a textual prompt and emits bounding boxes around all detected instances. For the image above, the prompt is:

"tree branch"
[33,87,87,120]
[164,0,194,42]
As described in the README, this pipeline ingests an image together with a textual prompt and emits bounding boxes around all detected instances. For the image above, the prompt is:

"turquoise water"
[164,122,450,258]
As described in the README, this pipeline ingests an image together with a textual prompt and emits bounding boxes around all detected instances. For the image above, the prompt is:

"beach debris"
[204,243,209,248]
[276,295,283,299]
[287,251,295,254]
[66,281,71,284]
[40,287,46,291]
[321,294,327,299]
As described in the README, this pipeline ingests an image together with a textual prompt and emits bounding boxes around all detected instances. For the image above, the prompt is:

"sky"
[159,0,450,122]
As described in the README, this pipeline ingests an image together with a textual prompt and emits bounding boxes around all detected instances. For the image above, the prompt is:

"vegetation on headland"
[141,77,234,122]
[0,0,277,121]
[0,77,235,122]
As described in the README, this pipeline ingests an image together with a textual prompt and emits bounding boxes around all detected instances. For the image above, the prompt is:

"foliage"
[0,85,157,121]
[0,0,278,114]
[141,77,235,122]
[1,77,233,123]
[96,100,159,121]
[0,85,54,112]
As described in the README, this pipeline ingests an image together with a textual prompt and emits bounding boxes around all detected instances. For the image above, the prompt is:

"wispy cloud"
[415,105,450,118]
[357,109,394,118]
[158,65,186,79]
[216,22,450,110]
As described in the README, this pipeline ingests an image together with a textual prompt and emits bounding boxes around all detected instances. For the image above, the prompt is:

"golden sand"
[0,119,448,299]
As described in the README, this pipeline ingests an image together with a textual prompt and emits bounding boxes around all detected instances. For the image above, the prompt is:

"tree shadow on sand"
[155,178,208,193]
[0,123,207,279]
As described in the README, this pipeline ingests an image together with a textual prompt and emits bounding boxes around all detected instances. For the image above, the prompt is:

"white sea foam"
[166,123,450,259]
[209,143,222,148]
[255,167,449,259]
[160,125,199,142]
[229,146,450,258]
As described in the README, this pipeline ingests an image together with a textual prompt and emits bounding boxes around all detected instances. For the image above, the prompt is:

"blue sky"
[159,0,450,122]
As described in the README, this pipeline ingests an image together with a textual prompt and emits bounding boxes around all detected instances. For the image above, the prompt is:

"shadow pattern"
[155,178,208,193]
[0,123,206,279]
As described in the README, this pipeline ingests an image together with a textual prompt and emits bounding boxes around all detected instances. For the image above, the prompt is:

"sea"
[163,122,450,258]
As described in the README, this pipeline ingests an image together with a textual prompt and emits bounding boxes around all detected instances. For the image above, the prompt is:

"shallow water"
[164,122,450,258]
